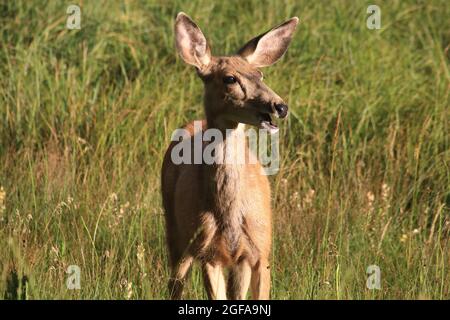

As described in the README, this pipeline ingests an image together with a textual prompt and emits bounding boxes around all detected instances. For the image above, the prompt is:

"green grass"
[0,0,449,299]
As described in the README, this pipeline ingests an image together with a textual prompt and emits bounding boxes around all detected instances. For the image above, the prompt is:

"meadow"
[0,0,449,299]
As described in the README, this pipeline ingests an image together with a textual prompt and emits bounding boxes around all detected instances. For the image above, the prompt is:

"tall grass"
[0,0,449,299]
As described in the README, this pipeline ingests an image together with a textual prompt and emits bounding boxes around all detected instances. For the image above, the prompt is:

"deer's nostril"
[274,103,288,118]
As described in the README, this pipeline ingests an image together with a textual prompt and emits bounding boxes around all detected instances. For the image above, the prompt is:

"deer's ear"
[175,12,211,70]
[238,17,299,68]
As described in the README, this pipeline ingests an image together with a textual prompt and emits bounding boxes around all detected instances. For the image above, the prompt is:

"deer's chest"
[201,182,260,265]
[197,162,268,266]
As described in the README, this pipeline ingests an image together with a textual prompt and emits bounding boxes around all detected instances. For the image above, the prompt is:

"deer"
[161,12,298,300]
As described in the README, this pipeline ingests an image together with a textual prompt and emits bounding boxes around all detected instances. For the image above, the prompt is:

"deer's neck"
[203,122,247,217]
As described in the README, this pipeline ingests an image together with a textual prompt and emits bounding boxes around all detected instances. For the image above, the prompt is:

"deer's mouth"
[259,113,279,134]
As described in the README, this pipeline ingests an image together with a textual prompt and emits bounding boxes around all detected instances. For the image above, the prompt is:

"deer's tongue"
[260,113,279,134]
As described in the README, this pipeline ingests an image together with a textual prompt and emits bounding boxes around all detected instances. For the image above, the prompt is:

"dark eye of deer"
[223,76,237,84]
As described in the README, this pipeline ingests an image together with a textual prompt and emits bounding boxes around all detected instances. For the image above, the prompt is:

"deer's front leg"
[251,259,271,300]
[202,262,227,300]
[227,260,252,299]
[168,255,193,299]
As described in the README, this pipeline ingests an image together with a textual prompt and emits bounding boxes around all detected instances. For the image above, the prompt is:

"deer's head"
[175,12,298,134]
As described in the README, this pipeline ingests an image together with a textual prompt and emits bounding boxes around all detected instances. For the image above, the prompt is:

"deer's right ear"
[238,17,299,68]
[175,12,211,71]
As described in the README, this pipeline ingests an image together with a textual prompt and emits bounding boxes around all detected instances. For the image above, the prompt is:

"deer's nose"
[274,103,288,119]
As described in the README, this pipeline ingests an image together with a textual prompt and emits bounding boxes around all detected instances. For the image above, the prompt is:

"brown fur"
[162,12,298,300]
[162,121,272,299]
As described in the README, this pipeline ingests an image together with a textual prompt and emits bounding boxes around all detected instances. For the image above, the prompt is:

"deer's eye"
[223,76,237,84]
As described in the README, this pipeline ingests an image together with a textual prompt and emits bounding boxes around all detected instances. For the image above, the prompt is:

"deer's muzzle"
[274,103,288,119]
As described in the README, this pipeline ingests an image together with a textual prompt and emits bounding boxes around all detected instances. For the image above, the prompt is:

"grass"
[0,0,449,299]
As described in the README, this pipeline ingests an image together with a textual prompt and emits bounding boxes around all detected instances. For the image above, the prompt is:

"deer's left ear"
[238,17,299,68]
[175,12,211,71]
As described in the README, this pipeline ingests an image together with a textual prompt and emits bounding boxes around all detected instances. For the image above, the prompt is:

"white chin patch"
[260,121,279,134]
